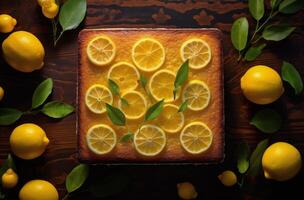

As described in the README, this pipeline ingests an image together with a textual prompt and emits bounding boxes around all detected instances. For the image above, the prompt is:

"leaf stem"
[62,194,69,200]
[54,31,64,47]
[51,19,58,47]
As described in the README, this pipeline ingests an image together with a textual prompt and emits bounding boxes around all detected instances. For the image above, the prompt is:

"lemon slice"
[157,104,184,133]
[183,80,210,111]
[180,38,211,69]
[118,91,147,120]
[86,124,117,155]
[107,62,140,93]
[180,122,213,154]
[85,84,113,114]
[149,69,179,102]
[132,38,165,72]
[87,36,116,66]
[134,125,166,156]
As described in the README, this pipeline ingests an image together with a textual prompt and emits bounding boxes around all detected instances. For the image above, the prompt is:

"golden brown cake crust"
[78,28,224,164]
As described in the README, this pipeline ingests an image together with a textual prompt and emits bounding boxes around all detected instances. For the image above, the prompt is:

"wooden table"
[0,1,303,199]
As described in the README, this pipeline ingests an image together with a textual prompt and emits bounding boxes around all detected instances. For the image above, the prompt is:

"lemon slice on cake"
[180,122,213,154]
[132,38,165,72]
[182,80,210,111]
[149,69,179,102]
[87,36,116,66]
[86,124,117,155]
[180,38,211,69]
[118,91,147,120]
[134,125,166,156]
[85,84,113,114]
[107,62,140,93]
[157,104,184,133]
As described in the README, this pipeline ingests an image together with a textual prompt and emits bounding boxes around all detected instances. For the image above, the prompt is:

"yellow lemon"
[180,38,212,69]
[1,168,18,189]
[218,170,237,187]
[86,124,117,155]
[180,122,213,154]
[132,38,165,72]
[149,69,179,102]
[262,142,302,181]
[118,91,147,120]
[42,3,59,19]
[134,125,166,156]
[240,65,284,105]
[156,104,184,133]
[87,36,116,66]
[177,182,198,200]
[10,123,49,160]
[19,180,59,200]
[2,31,45,73]
[0,14,17,33]
[0,86,4,101]
[85,84,113,114]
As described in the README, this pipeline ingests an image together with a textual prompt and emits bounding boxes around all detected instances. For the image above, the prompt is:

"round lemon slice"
[85,84,113,114]
[132,38,165,72]
[183,80,210,111]
[157,104,184,133]
[86,124,117,155]
[180,122,213,154]
[107,62,140,93]
[118,91,147,120]
[87,36,116,66]
[180,38,211,69]
[134,125,166,156]
[149,69,179,102]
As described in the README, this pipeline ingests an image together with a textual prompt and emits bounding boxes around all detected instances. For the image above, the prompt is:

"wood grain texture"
[0,0,303,199]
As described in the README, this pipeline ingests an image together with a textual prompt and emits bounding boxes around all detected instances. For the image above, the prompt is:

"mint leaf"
[41,101,74,118]
[281,61,303,95]
[0,108,23,126]
[106,104,126,126]
[250,109,282,134]
[145,100,164,121]
[66,164,89,193]
[32,78,53,109]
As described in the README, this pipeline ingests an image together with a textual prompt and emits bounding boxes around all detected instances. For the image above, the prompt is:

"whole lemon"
[42,3,59,19]
[240,65,284,105]
[2,31,45,73]
[1,168,18,189]
[177,182,198,200]
[0,86,4,101]
[262,142,302,181]
[218,170,237,187]
[0,14,17,33]
[19,180,59,200]
[10,123,49,160]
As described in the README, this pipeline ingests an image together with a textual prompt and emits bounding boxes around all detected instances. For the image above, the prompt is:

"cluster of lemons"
[85,36,214,157]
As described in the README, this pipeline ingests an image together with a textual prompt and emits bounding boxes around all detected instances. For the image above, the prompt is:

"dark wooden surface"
[0,1,303,199]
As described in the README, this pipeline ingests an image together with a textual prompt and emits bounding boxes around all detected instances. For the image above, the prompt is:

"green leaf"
[247,139,269,176]
[108,79,120,96]
[139,74,148,90]
[250,109,282,134]
[174,60,189,99]
[271,0,282,9]
[178,100,188,113]
[89,173,129,198]
[120,132,134,143]
[262,25,295,41]
[0,154,16,180]
[120,97,129,107]
[236,142,250,174]
[249,0,265,21]
[0,108,23,126]
[244,43,266,61]
[41,101,74,118]
[32,78,53,109]
[145,100,164,121]
[106,104,126,126]
[59,0,87,32]
[66,164,89,193]
[279,0,304,14]
[231,17,249,51]
[281,61,303,95]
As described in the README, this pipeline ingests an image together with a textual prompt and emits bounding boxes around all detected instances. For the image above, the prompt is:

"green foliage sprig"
[0,78,74,126]
[231,0,304,61]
